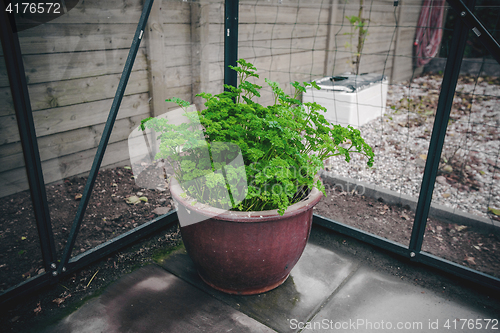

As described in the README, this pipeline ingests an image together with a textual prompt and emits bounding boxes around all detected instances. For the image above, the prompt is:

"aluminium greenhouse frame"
[1,0,499,306]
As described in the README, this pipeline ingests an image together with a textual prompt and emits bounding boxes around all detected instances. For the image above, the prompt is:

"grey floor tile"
[305,266,498,332]
[40,265,276,333]
[159,242,358,333]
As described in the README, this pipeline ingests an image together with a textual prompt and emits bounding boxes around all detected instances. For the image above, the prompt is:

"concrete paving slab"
[34,225,499,333]
[40,265,276,333]
[159,242,358,333]
[305,266,498,332]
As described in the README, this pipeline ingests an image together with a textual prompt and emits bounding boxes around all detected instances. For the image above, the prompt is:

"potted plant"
[141,59,374,295]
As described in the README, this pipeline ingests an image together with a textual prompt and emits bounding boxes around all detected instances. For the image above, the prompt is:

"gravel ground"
[325,73,500,221]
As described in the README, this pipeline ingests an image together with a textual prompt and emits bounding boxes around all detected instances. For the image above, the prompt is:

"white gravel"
[325,74,500,220]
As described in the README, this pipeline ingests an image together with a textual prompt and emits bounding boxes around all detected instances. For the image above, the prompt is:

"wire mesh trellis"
[1,0,499,306]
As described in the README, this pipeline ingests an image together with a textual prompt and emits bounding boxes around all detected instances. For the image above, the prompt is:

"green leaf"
[126,195,141,205]
[488,207,500,216]
[139,117,153,131]
[310,81,321,90]
[346,15,359,25]
[166,97,190,108]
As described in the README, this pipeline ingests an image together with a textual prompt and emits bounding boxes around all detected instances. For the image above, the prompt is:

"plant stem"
[356,0,365,75]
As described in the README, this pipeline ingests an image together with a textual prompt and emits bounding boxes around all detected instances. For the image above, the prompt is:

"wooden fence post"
[191,0,210,111]
[145,0,167,117]
[324,0,339,76]
[390,1,403,84]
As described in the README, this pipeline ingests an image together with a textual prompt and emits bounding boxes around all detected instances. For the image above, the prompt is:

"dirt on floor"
[0,164,499,332]
[0,162,175,292]
[314,184,500,278]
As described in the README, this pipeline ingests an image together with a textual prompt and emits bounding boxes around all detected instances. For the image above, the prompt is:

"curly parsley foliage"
[142,59,374,215]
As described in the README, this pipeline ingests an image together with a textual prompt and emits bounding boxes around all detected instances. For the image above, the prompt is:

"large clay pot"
[170,178,323,295]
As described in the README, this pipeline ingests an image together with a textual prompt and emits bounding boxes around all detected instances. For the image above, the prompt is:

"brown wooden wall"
[0,0,423,197]
[0,0,150,197]
[325,0,424,82]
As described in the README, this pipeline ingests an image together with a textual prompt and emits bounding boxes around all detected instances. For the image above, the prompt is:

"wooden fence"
[0,0,423,197]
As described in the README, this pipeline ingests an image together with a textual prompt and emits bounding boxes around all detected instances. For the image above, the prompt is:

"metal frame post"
[0,1,58,274]
[224,0,239,90]
[409,0,476,256]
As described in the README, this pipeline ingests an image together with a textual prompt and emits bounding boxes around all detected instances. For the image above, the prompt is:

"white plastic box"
[302,73,388,128]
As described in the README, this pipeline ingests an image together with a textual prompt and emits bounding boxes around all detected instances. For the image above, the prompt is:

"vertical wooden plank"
[191,0,210,110]
[390,1,403,84]
[324,0,339,77]
[145,0,166,117]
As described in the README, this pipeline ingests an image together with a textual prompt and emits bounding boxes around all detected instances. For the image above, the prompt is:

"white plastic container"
[303,73,388,128]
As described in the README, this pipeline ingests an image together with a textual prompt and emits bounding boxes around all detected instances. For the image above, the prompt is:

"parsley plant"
[141,59,374,215]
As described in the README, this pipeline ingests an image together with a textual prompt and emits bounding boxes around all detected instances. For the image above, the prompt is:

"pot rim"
[170,177,323,223]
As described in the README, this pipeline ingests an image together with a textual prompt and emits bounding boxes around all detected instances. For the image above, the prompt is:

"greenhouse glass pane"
[422,63,500,278]
[14,0,155,257]
[0,43,44,292]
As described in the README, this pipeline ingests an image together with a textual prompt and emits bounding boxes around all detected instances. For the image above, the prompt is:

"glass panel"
[302,0,425,247]
[421,2,500,277]
[15,0,159,257]
[0,42,44,291]
[238,0,330,107]
[6,0,497,274]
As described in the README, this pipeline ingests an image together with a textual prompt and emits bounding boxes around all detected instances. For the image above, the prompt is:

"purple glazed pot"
[170,178,323,295]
